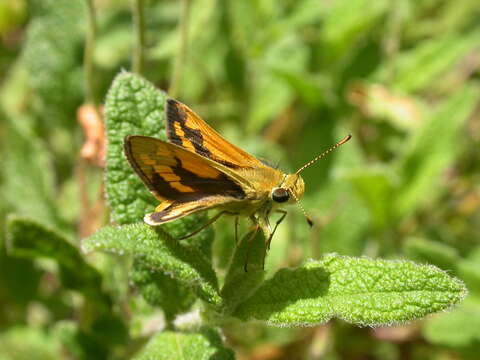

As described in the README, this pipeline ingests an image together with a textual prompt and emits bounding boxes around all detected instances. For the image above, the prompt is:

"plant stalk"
[169,0,191,98]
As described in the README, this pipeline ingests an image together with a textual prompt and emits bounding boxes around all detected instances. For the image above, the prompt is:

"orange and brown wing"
[124,135,246,224]
[166,99,267,169]
[145,199,216,225]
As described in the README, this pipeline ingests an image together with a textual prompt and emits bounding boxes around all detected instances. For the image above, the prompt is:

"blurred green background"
[1,0,480,359]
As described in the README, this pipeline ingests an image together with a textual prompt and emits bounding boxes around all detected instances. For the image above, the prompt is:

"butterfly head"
[271,173,305,205]
[270,135,352,227]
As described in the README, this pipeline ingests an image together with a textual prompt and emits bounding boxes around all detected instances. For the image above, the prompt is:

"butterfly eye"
[272,188,290,203]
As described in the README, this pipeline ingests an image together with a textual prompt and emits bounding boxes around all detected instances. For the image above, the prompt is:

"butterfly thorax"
[222,168,305,216]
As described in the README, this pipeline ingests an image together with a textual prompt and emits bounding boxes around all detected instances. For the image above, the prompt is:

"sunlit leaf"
[235,254,467,327]
[83,224,221,306]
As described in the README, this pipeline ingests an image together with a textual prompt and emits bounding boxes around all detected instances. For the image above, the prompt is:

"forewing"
[166,99,267,169]
[124,135,246,205]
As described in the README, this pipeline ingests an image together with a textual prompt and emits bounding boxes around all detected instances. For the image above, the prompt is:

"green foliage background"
[0,0,479,359]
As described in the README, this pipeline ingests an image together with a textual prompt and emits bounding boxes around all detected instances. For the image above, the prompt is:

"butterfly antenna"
[295,135,352,174]
[290,190,314,227]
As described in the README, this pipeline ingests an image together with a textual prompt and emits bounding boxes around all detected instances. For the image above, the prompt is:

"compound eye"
[272,188,290,203]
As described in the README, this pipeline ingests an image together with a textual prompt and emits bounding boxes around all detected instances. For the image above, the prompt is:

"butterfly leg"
[244,220,260,272]
[266,209,287,251]
[176,211,234,240]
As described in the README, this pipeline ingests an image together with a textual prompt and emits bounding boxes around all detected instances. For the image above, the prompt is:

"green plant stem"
[169,0,191,98]
[84,0,97,104]
[132,0,146,74]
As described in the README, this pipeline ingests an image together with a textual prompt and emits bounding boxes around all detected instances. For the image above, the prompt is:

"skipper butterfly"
[124,99,351,270]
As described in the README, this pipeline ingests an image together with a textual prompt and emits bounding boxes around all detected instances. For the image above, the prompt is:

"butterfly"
[124,99,351,270]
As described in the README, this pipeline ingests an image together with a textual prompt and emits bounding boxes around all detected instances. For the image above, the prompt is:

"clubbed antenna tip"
[306,216,314,227]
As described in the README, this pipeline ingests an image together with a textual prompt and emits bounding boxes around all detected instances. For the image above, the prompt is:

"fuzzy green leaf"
[220,229,266,314]
[234,254,467,327]
[104,72,167,224]
[131,259,196,321]
[134,329,235,360]
[395,85,480,217]
[160,213,215,260]
[6,217,108,305]
[83,223,221,306]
